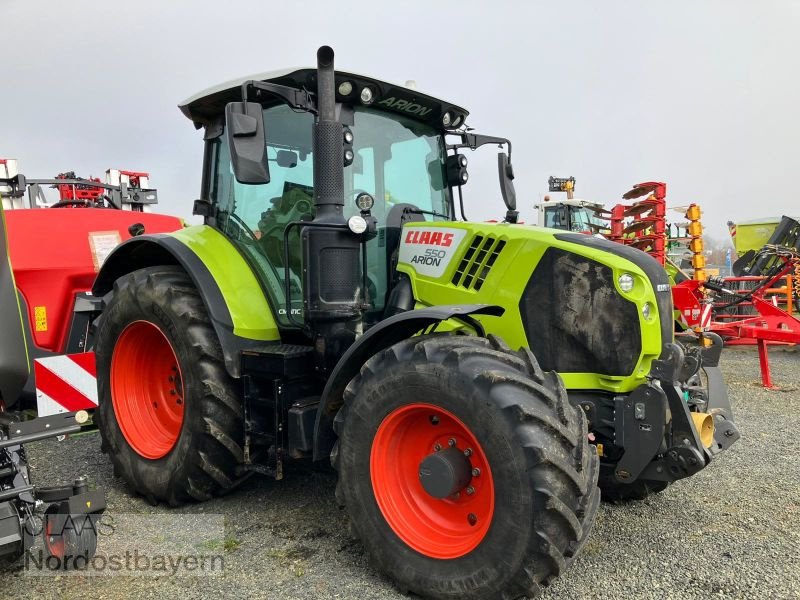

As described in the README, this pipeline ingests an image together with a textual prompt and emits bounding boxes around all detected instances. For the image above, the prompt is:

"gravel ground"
[1,347,798,599]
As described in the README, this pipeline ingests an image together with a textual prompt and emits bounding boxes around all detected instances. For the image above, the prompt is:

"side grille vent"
[451,235,506,290]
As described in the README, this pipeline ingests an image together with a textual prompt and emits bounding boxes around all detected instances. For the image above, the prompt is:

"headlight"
[618,273,634,292]
[348,215,368,234]
[642,302,653,321]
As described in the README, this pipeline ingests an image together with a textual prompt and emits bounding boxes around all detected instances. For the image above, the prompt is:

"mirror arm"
[447,133,512,160]
[240,80,317,114]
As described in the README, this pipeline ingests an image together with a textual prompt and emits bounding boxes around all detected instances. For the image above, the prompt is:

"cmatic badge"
[398,227,468,278]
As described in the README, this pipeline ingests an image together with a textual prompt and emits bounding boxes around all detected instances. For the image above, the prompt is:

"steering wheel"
[225,213,259,243]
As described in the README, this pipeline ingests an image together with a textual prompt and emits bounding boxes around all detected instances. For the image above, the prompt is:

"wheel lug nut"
[448,438,456,447]
[467,513,477,526]
[170,389,176,395]
[434,443,442,452]
[466,486,475,495]
[471,468,481,477]
[463,448,472,457]
[429,415,439,425]
[168,376,174,382]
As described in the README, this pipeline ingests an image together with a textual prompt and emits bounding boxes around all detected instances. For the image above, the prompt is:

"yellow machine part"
[690,412,715,448]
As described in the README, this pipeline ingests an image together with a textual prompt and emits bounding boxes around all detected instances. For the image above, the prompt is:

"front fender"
[312,304,504,461]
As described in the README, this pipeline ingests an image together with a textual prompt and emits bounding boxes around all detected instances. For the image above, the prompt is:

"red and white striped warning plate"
[34,352,98,417]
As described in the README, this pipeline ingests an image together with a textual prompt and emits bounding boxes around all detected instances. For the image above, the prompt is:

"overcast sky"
[2,0,798,238]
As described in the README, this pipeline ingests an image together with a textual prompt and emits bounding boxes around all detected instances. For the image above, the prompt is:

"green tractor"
[91,47,739,599]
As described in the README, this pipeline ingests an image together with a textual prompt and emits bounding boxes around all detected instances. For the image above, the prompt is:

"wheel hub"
[418,447,472,498]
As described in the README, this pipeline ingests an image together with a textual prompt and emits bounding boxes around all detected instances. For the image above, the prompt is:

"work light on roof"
[360,87,375,104]
[338,81,353,96]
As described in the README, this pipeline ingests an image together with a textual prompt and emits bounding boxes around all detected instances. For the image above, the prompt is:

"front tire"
[95,266,243,505]
[335,335,600,600]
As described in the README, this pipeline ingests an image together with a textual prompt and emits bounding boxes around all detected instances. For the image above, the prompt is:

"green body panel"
[733,219,781,255]
[397,222,664,394]
[169,225,280,341]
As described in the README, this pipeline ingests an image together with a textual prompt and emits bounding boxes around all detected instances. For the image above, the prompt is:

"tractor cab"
[536,198,606,233]
[180,62,515,329]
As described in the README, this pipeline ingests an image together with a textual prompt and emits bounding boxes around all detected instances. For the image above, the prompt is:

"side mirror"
[276,150,298,168]
[225,102,270,184]
[498,152,518,223]
[557,205,569,228]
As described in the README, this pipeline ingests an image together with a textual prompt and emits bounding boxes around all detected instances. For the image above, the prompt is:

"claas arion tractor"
[89,47,739,599]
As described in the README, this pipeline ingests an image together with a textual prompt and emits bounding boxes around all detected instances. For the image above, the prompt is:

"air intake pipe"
[304,46,362,367]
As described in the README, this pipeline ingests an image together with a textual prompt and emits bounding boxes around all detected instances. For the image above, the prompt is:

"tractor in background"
[534,176,606,234]
[79,46,739,599]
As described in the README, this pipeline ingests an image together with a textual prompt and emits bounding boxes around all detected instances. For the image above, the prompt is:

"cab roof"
[179,67,469,130]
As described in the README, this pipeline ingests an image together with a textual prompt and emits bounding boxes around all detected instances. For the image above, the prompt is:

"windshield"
[209,104,450,327]
[544,205,603,232]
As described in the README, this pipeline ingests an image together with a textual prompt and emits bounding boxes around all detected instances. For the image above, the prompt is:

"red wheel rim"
[370,403,495,559]
[111,321,185,459]
[45,516,65,558]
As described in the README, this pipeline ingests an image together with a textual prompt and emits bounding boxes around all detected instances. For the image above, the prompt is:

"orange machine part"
[5,209,182,352]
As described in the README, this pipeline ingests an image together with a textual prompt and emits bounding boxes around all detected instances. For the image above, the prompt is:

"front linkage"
[0,411,105,566]
[580,333,740,496]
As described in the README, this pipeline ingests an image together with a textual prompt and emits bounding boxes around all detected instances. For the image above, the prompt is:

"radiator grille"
[451,236,506,290]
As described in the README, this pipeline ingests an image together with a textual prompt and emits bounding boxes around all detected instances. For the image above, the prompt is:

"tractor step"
[241,344,314,379]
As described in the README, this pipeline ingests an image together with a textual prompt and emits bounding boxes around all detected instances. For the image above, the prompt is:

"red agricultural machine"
[0,162,183,565]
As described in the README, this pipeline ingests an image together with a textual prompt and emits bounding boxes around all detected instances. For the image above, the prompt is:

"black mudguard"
[0,205,29,407]
[311,304,504,461]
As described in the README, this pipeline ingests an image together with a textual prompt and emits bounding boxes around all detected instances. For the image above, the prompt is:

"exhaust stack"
[304,46,361,367]
[313,45,345,220]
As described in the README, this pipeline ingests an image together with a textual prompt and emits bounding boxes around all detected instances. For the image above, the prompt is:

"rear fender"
[92,226,280,378]
[312,304,504,461]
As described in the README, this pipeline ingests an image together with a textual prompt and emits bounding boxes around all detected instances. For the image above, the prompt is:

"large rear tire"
[334,335,600,600]
[95,266,243,505]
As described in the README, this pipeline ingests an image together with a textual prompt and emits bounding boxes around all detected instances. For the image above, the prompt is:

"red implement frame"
[606,181,668,265]
[674,254,800,388]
